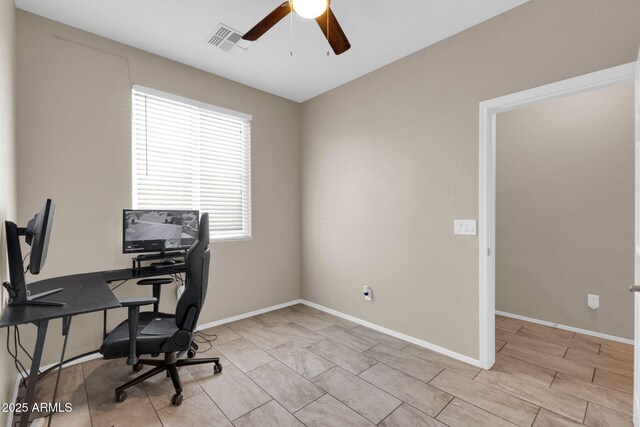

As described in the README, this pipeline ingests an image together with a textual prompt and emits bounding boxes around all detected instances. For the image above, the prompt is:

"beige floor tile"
[359,363,452,417]
[599,345,634,363]
[198,363,271,421]
[430,370,539,427]
[496,339,507,352]
[156,392,232,427]
[317,326,377,352]
[235,323,290,350]
[496,317,524,333]
[572,334,632,352]
[31,364,85,403]
[253,312,290,327]
[474,368,587,422]
[350,326,409,350]
[215,338,275,373]
[48,385,92,427]
[492,354,557,387]
[402,343,481,379]
[268,342,334,379]
[233,400,304,427]
[551,372,632,415]
[141,365,203,411]
[584,402,633,427]
[247,361,325,412]
[312,312,360,330]
[533,408,582,426]
[307,339,378,375]
[517,327,599,353]
[516,321,575,339]
[364,344,442,382]
[436,398,517,427]
[593,368,633,394]
[500,343,594,381]
[199,325,242,345]
[565,348,633,378]
[283,311,335,331]
[225,317,261,331]
[496,329,568,357]
[379,403,445,427]
[269,323,326,347]
[293,394,374,427]
[312,367,401,424]
[82,359,162,427]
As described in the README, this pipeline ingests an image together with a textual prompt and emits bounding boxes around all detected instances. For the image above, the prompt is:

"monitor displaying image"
[123,209,199,253]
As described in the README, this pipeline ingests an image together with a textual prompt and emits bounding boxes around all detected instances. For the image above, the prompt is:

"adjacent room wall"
[301,0,640,358]
[496,83,635,339]
[0,0,18,424]
[16,11,302,365]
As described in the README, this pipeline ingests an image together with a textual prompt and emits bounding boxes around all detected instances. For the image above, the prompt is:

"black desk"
[0,266,184,427]
[0,273,120,427]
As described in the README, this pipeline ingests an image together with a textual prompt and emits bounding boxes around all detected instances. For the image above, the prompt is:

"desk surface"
[0,272,121,327]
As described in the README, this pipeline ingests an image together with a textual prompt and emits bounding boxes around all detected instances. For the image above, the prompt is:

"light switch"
[454,220,477,236]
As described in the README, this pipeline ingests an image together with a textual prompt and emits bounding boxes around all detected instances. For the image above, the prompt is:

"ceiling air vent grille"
[206,24,251,56]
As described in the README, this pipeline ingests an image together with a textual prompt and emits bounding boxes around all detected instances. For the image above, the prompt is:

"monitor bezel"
[122,209,200,254]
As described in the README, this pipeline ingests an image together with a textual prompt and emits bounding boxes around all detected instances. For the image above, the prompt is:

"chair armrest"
[120,297,156,365]
[119,297,157,307]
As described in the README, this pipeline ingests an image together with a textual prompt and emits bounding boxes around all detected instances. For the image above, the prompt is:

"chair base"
[114,352,221,406]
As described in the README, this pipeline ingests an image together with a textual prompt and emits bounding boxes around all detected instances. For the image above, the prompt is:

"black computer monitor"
[25,198,55,274]
[3,198,63,306]
[123,209,199,253]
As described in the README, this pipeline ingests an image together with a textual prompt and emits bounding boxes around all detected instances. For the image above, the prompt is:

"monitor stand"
[4,221,65,307]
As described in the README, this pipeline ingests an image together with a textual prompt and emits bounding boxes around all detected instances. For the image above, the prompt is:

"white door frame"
[478,62,637,370]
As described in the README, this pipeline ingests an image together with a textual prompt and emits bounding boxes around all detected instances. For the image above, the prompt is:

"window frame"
[131,84,252,242]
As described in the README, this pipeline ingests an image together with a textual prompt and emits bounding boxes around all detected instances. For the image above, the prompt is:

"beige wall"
[301,0,640,358]
[15,11,302,365]
[496,83,635,339]
[0,0,17,423]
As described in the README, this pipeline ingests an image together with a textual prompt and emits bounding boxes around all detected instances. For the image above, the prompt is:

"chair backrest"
[175,213,210,331]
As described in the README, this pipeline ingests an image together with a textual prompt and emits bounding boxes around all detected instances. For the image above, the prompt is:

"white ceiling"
[15,0,528,102]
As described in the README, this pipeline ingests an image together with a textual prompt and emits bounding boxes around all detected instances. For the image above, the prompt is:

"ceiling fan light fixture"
[290,0,328,19]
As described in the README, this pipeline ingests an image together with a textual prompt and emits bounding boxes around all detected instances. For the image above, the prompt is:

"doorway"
[478,62,637,371]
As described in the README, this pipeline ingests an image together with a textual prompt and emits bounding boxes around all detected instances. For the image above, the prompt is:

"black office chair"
[100,213,222,406]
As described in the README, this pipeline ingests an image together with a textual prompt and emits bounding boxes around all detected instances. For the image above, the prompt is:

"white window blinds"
[132,85,251,241]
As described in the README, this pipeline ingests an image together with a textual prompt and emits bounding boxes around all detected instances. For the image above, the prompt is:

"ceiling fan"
[242,0,351,55]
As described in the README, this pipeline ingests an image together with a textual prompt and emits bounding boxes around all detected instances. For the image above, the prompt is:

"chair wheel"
[132,362,143,372]
[115,390,127,403]
[214,362,222,374]
[187,349,196,358]
[171,393,183,406]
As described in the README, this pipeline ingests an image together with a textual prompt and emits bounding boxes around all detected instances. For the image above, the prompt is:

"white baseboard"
[300,300,483,368]
[496,310,634,345]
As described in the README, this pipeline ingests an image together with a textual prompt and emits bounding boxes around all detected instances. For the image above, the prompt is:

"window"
[132,85,251,241]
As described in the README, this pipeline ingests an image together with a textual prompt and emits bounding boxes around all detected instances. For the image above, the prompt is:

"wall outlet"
[587,294,599,310]
[363,285,372,301]
[454,219,477,235]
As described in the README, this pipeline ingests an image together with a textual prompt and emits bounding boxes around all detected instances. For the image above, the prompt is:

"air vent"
[206,24,251,56]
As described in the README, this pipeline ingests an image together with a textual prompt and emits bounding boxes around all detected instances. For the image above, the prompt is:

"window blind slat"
[132,87,251,241]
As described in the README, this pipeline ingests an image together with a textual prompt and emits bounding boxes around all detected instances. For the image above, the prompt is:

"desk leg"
[48,316,72,427]
[19,319,48,427]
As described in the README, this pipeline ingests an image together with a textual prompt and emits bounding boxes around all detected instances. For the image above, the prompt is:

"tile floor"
[14,306,634,426]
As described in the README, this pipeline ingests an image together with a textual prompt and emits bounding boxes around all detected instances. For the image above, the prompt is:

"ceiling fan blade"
[315,7,351,55]
[242,1,292,41]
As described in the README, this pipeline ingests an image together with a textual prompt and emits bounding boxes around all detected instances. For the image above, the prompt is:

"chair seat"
[100,312,178,359]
